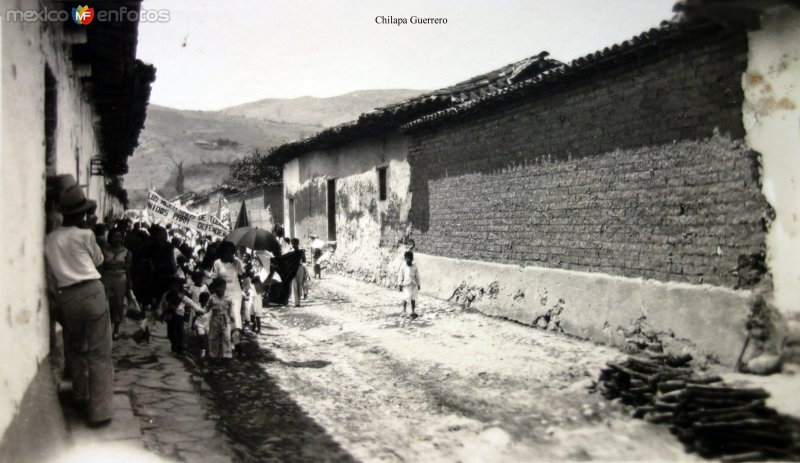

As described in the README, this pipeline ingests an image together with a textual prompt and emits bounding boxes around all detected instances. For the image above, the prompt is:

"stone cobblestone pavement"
[79,312,355,463]
[111,318,236,463]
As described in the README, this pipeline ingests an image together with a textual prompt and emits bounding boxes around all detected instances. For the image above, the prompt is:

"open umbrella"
[224,227,281,255]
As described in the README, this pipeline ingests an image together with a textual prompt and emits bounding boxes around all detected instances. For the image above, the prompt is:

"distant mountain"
[124,105,317,206]
[125,89,425,208]
[220,89,425,129]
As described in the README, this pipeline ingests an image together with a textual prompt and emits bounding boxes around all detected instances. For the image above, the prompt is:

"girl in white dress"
[210,241,244,348]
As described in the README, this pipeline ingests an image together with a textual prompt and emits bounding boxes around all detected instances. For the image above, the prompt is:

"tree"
[175,161,185,194]
[225,148,281,188]
[105,175,129,208]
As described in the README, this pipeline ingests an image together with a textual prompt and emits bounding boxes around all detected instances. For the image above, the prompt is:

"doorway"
[327,178,336,241]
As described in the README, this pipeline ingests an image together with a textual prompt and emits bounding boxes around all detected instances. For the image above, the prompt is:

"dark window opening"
[327,178,336,241]
[378,167,387,201]
[288,197,296,238]
[44,65,57,176]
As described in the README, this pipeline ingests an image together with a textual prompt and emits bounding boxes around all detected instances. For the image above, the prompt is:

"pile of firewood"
[596,354,800,462]
[597,353,720,406]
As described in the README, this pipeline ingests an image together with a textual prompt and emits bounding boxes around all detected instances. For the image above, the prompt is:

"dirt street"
[254,275,699,462]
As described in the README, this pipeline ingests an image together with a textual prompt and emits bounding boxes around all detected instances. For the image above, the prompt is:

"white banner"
[147,190,230,239]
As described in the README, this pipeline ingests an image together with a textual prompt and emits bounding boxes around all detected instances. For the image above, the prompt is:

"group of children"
[156,247,422,359]
[158,269,268,360]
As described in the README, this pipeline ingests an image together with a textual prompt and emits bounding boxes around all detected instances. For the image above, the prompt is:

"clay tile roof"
[375,51,560,114]
[66,1,155,179]
[266,52,562,165]
[400,19,739,132]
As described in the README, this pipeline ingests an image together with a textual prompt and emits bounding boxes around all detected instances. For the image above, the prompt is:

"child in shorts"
[397,251,421,319]
[158,280,201,355]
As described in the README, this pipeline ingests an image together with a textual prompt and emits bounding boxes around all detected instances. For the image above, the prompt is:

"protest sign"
[147,190,229,239]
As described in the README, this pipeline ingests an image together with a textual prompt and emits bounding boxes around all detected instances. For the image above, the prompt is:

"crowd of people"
[44,176,314,426]
[44,176,421,430]
[117,220,313,359]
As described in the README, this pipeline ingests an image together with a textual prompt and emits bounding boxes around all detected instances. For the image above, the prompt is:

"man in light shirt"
[45,185,113,427]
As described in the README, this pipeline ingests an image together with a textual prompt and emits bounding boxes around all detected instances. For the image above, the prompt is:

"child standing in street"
[290,238,308,306]
[241,275,253,330]
[250,275,265,334]
[194,291,211,358]
[313,248,323,279]
[159,281,202,355]
[207,278,234,360]
[397,251,421,319]
[187,271,208,333]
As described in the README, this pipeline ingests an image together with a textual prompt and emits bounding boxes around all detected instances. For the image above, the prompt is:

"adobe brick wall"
[264,183,284,228]
[226,183,283,230]
[408,29,768,289]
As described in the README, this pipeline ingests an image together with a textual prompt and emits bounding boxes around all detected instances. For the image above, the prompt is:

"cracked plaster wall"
[0,5,109,455]
[744,6,800,316]
[282,133,413,286]
[418,253,751,366]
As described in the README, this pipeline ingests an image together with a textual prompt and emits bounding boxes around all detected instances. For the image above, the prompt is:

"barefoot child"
[397,251,421,319]
[187,271,208,332]
[241,275,253,330]
[251,275,266,334]
[207,278,234,360]
[313,248,323,279]
[195,292,211,358]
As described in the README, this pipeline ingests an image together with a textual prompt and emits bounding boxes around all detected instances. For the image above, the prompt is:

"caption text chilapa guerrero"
[375,16,448,25]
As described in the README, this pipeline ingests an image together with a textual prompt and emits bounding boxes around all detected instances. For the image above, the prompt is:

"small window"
[378,167,387,201]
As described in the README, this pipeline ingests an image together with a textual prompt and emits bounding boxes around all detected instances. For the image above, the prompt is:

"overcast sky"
[137,0,676,111]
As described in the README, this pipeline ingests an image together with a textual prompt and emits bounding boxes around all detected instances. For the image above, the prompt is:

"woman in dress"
[147,225,178,310]
[210,241,245,349]
[101,228,132,340]
[125,224,152,313]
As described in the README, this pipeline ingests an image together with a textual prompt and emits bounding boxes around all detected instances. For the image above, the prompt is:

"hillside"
[125,105,317,206]
[220,89,425,128]
[125,89,425,207]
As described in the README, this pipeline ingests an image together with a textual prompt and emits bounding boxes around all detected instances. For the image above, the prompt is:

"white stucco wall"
[417,253,752,366]
[744,6,800,315]
[283,133,412,285]
[0,4,111,438]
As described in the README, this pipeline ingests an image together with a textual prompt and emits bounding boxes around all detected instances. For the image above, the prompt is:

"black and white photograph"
[1,0,799,461]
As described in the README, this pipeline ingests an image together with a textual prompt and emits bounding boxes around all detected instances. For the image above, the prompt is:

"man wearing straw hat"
[45,184,113,426]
